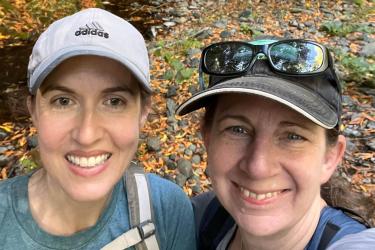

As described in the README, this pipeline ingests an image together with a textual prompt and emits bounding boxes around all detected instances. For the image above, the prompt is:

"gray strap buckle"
[137,220,155,239]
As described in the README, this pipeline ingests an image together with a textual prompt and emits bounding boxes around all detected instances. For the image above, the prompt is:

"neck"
[28,169,112,236]
[237,196,326,250]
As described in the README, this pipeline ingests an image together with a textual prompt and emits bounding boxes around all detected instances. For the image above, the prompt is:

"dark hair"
[201,97,340,146]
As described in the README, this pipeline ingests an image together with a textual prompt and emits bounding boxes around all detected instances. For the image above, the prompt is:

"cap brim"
[176,76,338,129]
[29,45,152,95]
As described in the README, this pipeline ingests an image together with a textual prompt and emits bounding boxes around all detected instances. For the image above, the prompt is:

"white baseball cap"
[27,8,151,94]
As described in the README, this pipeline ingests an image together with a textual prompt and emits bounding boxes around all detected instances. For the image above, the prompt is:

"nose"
[239,137,278,179]
[71,107,103,146]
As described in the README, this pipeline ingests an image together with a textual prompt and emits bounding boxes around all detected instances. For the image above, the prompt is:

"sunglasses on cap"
[198,39,339,91]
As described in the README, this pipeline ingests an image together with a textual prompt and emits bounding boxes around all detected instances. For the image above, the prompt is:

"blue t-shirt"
[306,206,367,249]
[0,173,196,249]
[192,192,366,250]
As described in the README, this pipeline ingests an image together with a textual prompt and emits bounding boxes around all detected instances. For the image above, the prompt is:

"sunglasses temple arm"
[198,59,205,91]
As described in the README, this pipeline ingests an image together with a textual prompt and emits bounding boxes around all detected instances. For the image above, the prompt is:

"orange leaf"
[1,168,7,180]
[18,137,27,147]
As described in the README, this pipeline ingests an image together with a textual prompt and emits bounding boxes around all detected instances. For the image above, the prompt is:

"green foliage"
[342,56,374,87]
[240,23,263,37]
[19,156,38,172]
[162,57,194,84]
[320,2,374,37]
[0,0,15,12]
[320,21,354,36]
[335,51,375,87]
[320,20,374,37]
[353,0,364,7]
[240,23,251,34]
[179,38,202,53]
[154,37,199,84]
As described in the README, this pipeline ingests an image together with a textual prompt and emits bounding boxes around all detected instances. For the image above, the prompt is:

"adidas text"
[75,29,109,38]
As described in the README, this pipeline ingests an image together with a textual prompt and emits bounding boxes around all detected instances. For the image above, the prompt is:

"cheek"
[36,115,73,151]
[287,151,326,191]
[106,118,141,149]
[207,139,240,180]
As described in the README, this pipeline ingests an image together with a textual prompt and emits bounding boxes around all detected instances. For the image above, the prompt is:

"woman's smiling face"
[28,55,149,202]
[202,93,345,237]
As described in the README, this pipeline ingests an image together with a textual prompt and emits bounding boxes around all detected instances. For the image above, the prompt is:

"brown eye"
[51,97,74,108]
[103,97,126,109]
[109,98,122,106]
[58,98,71,106]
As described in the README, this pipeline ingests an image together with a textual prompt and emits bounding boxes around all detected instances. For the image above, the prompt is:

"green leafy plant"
[162,57,195,84]
[19,156,38,172]
[320,21,354,36]
[0,0,15,12]
[353,0,365,7]
[179,38,202,53]
[320,20,374,37]
[335,50,375,87]
[342,56,374,87]
[154,37,199,84]
[240,23,263,37]
[240,23,251,34]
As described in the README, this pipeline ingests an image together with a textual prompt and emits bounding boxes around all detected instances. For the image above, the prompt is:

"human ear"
[27,95,37,125]
[320,135,346,184]
[140,97,151,127]
[201,120,211,151]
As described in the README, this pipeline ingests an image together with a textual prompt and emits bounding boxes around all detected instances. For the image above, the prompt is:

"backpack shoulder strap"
[191,191,216,234]
[101,161,159,250]
[309,207,367,250]
[317,222,340,250]
[192,191,235,250]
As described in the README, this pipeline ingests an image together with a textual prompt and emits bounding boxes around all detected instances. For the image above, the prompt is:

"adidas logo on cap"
[75,22,109,38]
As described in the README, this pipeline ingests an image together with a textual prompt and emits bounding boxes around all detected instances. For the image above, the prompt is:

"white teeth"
[243,188,250,197]
[240,186,281,200]
[249,192,256,199]
[66,154,110,168]
[80,157,88,167]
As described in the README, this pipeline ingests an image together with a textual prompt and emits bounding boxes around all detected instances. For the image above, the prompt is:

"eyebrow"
[41,85,75,95]
[101,86,136,96]
[41,85,136,96]
[216,114,251,125]
[217,114,314,131]
[278,121,313,130]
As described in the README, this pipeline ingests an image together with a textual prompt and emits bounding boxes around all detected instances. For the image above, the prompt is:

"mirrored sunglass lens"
[270,42,324,73]
[204,44,253,74]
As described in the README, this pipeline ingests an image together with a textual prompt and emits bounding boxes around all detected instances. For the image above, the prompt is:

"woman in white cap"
[176,38,368,249]
[0,8,195,250]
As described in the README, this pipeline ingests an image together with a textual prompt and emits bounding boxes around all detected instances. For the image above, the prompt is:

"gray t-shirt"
[0,173,196,249]
[327,228,375,250]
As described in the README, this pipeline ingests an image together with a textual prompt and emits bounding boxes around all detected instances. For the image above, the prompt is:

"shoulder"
[192,192,235,250]
[308,206,367,249]
[0,176,22,208]
[146,173,191,205]
[327,228,375,250]
[146,174,196,250]
[146,173,193,218]
[0,176,27,227]
[321,207,367,231]
[191,191,216,230]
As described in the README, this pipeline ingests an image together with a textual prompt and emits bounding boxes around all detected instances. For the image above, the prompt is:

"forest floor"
[0,0,374,225]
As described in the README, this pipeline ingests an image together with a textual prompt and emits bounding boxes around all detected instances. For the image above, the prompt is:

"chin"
[66,182,114,203]
[236,214,288,237]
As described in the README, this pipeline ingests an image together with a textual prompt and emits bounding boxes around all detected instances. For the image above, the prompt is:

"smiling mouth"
[239,186,290,201]
[65,153,111,168]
